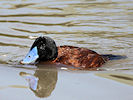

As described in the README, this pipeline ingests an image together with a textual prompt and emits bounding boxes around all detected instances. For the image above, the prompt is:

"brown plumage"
[53,45,108,68]
[22,36,125,69]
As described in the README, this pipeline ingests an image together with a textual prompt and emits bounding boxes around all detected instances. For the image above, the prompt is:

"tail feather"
[101,54,127,60]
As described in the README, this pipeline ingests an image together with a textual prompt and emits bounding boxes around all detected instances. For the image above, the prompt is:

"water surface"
[0,0,133,100]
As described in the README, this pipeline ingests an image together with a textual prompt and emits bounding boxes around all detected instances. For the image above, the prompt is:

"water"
[0,0,133,99]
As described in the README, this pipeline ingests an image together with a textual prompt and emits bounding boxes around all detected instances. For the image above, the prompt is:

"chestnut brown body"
[21,36,125,68]
[53,46,108,68]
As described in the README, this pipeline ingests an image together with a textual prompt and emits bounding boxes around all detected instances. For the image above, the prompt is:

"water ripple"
[0,0,132,70]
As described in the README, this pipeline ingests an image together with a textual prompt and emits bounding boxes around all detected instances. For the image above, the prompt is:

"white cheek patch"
[21,47,39,64]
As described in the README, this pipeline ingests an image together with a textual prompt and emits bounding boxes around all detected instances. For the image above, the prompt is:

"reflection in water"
[96,73,133,86]
[20,64,58,98]
[0,0,132,99]
[0,85,27,90]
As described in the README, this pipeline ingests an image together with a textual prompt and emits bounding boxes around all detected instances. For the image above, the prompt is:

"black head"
[21,36,58,64]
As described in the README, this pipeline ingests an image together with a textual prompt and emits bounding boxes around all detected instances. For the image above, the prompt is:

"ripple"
[0,32,28,39]
[0,42,28,48]
[10,3,36,9]
[0,14,70,17]
[0,0,132,70]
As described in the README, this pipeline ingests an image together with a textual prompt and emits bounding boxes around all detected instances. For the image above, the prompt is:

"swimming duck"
[20,36,124,68]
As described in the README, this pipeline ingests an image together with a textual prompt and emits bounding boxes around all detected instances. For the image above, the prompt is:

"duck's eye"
[28,56,31,58]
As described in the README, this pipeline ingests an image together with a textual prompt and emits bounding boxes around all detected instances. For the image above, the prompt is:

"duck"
[20,36,125,69]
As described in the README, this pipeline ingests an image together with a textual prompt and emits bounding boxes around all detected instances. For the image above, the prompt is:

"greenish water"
[0,0,133,100]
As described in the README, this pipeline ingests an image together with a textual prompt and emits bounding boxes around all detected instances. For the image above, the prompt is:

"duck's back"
[53,45,108,68]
